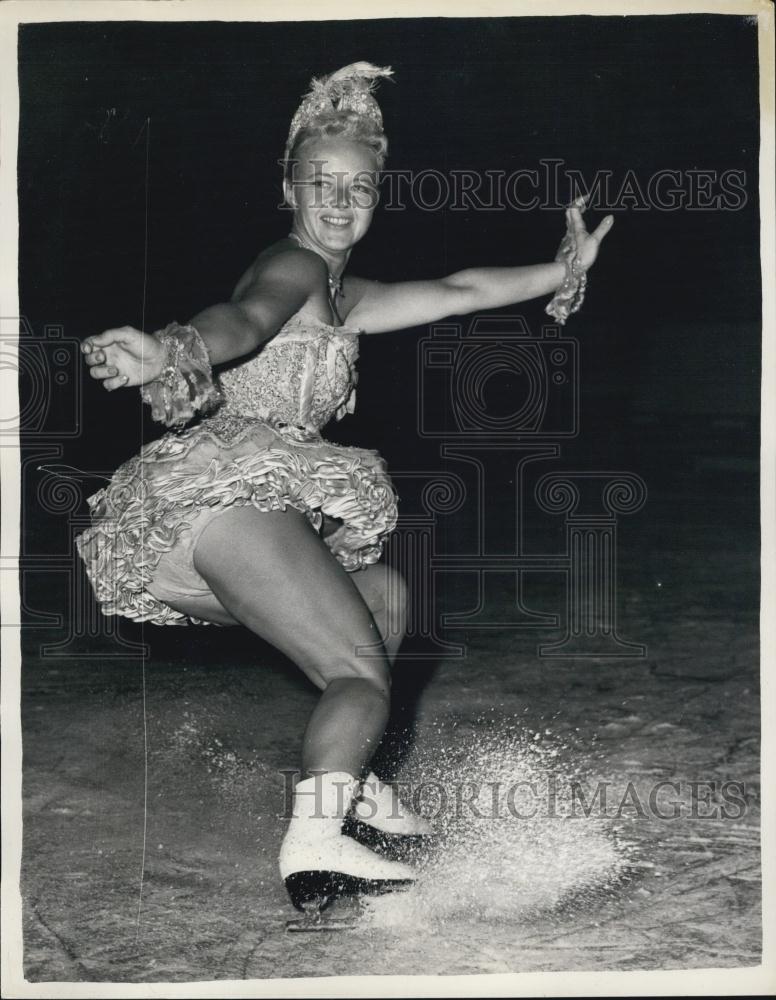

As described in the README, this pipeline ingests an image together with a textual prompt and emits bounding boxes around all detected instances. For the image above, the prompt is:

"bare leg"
[349,562,409,666]
[163,509,427,873]
[183,505,392,778]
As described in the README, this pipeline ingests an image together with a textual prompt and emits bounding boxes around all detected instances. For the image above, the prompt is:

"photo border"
[1,1,773,996]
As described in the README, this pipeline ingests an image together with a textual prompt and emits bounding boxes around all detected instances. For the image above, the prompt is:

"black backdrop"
[17,14,761,577]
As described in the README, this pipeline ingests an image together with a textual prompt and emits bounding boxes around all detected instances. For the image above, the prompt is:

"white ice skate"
[344,771,433,858]
[279,771,416,914]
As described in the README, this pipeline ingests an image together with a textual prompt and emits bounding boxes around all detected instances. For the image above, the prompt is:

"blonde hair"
[283,109,388,183]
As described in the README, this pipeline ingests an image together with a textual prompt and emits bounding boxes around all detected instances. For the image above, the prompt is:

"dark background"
[16,14,761,654]
[14,19,764,979]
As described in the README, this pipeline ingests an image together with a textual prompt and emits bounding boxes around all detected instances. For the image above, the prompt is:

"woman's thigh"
[179,505,391,692]
[348,562,408,662]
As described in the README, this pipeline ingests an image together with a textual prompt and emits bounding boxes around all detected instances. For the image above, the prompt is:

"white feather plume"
[327,62,393,84]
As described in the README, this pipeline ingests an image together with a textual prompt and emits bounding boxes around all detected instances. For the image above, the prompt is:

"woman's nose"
[332,180,352,210]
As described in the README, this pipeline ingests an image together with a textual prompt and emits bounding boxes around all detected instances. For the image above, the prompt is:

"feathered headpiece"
[284,61,393,159]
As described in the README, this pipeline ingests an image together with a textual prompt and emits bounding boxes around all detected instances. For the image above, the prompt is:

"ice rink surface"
[19,452,761,981]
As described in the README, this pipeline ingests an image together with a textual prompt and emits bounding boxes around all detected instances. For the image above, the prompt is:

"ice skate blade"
[284,870,414,913]
[285,895,363,933]
[343,815,435,860]
[286,915,360,933]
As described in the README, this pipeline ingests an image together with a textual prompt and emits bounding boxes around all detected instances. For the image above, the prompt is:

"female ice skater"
[77,62,613,911]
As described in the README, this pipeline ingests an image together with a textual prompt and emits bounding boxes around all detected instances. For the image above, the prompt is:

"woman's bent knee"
[350,563,409,646]
[324,660,392,698]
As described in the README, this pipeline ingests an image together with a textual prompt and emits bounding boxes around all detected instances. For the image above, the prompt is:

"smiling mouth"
[321,216,352,227]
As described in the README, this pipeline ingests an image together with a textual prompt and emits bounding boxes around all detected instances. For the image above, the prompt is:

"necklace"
[287,232,344,299]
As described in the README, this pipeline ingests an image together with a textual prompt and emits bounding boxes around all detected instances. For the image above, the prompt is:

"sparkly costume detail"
[545,199,589,325]
[284,62,393,160]
[76,310,397,626]
[139,322,222,427]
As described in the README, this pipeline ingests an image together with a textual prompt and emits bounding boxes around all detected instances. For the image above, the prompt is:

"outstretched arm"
[343,203,614,335]
[190,250,327,363]
[81,249,327,389]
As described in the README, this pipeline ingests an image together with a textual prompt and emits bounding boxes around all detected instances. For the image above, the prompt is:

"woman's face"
[285,137,379,257]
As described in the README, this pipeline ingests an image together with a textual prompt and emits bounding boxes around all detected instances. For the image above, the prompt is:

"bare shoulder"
[231,242,328,304]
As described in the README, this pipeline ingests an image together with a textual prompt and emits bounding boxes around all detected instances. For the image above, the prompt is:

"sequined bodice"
[210,310,361,436]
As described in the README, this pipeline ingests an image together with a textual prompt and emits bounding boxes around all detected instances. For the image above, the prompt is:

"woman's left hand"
[566,195,615,271]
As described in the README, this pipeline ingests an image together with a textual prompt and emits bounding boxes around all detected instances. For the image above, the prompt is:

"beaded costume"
[76,309,397,626]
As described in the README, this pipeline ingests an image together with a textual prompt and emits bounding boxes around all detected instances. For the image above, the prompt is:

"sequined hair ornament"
[284,61,393,160]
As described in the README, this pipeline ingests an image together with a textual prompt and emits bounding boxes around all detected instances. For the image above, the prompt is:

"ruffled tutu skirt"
[76,417,398,626]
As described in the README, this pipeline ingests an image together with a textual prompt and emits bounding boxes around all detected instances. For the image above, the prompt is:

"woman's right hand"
[81,326,165,391]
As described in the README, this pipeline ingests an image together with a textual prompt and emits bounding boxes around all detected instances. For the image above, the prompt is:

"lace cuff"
[140,322,221,428]
[545,202,588,325]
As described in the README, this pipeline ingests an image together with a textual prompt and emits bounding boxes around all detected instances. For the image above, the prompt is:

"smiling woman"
[74,61,614,916]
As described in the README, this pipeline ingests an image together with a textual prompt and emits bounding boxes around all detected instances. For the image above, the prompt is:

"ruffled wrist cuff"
[545,208,588,325]
[140,322,221,428]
